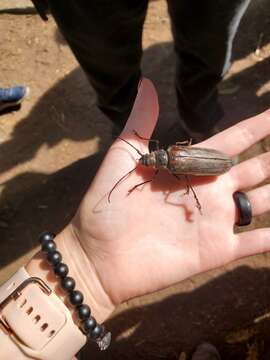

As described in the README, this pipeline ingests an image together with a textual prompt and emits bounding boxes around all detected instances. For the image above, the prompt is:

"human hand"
[70,78,270,313]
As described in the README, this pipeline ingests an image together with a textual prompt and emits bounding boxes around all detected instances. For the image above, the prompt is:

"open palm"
[73,79,270,306]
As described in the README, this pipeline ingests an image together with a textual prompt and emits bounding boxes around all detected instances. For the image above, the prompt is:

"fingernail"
[133,78,143,103]
[137,77,143,91]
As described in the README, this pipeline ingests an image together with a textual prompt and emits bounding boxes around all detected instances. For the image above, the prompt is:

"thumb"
[121,78,159,144]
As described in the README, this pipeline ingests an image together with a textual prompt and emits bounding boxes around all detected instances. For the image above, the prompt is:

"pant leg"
[167,0,251,134]
[31,0,49,21]
[47,0,148,127]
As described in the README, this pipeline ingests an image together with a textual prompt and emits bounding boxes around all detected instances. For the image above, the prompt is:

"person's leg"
[167,0,251,140]
[47,0,148,128]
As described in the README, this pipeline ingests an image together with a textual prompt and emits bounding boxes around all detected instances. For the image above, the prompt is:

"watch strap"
[0,268,87,360]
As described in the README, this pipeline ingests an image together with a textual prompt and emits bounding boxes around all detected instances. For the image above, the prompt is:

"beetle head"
[139,150,168,169]
[139,153,156,167]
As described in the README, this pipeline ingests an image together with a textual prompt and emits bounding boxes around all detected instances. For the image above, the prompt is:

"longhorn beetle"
[108,131,233,211]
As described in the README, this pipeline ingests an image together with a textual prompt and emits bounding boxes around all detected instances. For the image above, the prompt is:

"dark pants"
[36,0,251,134]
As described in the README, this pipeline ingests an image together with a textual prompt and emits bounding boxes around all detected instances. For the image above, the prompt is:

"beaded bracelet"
[39,232,111,351]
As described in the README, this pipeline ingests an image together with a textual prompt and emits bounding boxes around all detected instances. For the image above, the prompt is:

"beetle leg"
[133,130,160,150]
[184,175,202,214]
[184,183,190,196]
[175,139,192,146]
[128,169,159,195]
[173,174,202,213]
[173,174,189,195]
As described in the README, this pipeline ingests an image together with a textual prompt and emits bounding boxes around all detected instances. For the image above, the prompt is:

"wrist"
[25,225,115,323]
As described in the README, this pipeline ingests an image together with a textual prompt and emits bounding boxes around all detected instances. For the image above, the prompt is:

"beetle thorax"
[139,149,168,169]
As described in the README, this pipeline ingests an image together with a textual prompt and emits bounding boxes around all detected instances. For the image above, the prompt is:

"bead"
[54,262,69,278]
[61,277,75,292]
[39,232,55,245]
[47,250,62,265]
[69,290,83,306]
[82,316,96,333]
[77,304,91,320]
[97,331,111,350]
[38,235,111,348]
[41,240,56,253]
[91,324,103,339]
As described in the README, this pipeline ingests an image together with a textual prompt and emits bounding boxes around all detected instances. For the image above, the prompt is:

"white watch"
[0,267,87,360]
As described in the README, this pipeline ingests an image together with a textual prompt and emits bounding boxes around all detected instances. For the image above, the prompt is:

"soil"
[1,1,270,359]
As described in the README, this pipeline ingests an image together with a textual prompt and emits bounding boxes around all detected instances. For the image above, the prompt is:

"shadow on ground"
[81,266,270,360]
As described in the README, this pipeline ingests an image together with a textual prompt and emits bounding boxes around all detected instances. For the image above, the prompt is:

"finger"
[235,228,270,259]
[230,151,270,190]
[200,110,270,156]
[119,78,159,153]
[103,78,159,192]
[247,184,270,216]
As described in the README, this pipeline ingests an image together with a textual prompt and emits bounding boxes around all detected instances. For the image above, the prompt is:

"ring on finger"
[233,191,252,226]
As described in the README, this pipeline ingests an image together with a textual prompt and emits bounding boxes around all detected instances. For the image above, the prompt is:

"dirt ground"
[1,1,270,359]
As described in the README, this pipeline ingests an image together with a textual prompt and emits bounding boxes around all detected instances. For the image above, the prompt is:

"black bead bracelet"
[39,231,111,351]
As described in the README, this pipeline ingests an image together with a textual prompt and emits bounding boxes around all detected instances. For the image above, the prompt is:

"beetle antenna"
[108,165,138,203]
[118,137,143,156]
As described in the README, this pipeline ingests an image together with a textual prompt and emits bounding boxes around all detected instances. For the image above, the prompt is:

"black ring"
[233,191,252,226]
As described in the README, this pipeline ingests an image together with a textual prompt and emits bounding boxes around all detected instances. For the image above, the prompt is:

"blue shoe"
[0,86,29,112]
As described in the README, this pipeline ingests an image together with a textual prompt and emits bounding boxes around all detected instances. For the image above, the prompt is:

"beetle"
[108,131,233,211]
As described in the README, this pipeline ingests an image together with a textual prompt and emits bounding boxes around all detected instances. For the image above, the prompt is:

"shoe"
[191,343,221,360]
[0,86,30,112]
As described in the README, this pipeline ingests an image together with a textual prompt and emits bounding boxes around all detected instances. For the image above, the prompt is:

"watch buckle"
[0,277,51,335]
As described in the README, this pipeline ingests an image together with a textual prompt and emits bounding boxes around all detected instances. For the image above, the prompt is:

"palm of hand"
[75,144,235,304]
[73,79,270,305]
